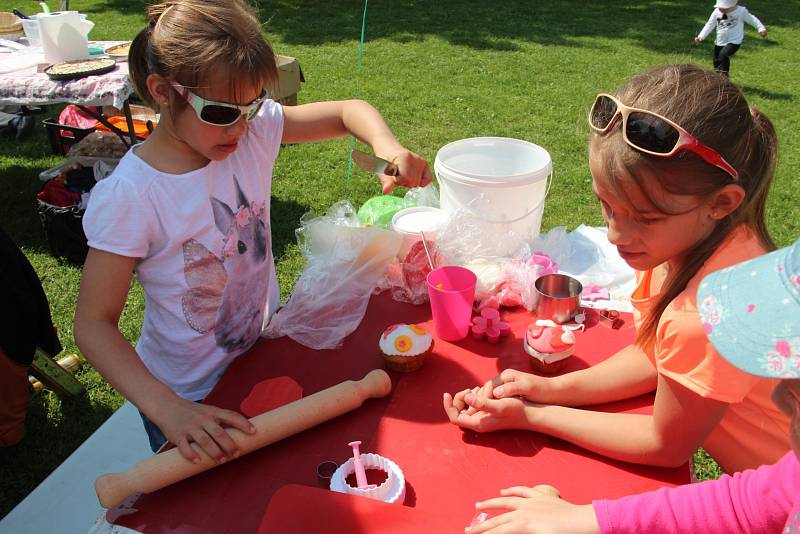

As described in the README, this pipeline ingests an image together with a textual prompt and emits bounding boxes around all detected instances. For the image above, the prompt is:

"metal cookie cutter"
[597,309,622,329]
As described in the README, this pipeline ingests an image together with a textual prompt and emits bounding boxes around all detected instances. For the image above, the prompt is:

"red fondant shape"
[240,376,303,417]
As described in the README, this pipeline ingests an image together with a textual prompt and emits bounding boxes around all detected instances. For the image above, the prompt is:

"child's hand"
[485,369,549,402]
[759,29,768,38]
[379,149,432,193]
[156,398,256,463]
[443,390,533,433]
[693,37,701,45]
[466,486,600,534]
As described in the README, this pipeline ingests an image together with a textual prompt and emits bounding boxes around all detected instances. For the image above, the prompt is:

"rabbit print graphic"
[181,176,269,353]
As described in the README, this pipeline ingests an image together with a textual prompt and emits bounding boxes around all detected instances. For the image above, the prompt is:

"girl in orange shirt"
[444,64,788,473]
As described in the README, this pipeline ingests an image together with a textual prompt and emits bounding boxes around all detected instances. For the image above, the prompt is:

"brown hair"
[591,64,778,348]
[129,0,278,110]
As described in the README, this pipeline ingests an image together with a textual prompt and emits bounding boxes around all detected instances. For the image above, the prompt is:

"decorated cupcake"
[524,321,577,374]
[379,323,433,372]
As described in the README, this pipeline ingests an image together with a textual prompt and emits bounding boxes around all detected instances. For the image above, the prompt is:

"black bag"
[35,198,88,265]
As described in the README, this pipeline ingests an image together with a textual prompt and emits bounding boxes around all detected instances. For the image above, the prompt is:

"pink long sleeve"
[593,452,800,534]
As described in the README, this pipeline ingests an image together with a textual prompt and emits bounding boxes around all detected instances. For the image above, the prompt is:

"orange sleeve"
[654,306,758,403]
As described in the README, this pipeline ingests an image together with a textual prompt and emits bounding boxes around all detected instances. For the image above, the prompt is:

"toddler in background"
[693,0,767,76]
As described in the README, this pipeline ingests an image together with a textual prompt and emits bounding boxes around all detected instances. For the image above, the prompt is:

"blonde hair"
[591,64,778,348]
[129,0,278,110]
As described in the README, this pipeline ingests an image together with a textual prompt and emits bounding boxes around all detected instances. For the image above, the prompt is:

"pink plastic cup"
[426,266,477,341]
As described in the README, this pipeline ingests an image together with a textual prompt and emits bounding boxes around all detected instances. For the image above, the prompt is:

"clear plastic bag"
[403,183,439,209]
[356,184,441,229]
[263,201,401,349]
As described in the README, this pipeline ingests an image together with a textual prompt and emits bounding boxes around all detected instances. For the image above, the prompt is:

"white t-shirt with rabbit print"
[84,100,284,400]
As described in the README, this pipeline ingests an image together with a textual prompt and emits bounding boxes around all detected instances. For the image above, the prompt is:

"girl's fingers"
[466,510,513,533]
[420,166,432,187]
[499,486,538,498]
[217,409,256,435]
[452,388,473,411]
[443,392,462,423]
[175,436,200,464]
[532,484,561,498]
[464,392,498,413]
[475,496,521,511]
[493,376,522,398]
[379,174,396,193]
[205,422,239,459]
[191,428,225,463]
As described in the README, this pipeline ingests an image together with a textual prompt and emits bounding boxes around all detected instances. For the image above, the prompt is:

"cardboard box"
[274,55,304,106]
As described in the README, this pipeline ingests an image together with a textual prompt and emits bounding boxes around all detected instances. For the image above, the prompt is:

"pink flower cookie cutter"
[471,308,510,343]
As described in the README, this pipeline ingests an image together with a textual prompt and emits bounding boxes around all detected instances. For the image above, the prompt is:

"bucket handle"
[443,171,553,225]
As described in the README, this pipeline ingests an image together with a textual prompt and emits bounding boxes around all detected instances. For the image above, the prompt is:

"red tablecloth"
[110,293,688,533]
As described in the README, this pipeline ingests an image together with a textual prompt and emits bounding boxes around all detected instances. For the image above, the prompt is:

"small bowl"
[533,273,582,323]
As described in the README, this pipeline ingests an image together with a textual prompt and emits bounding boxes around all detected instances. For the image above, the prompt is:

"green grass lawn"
[1,0,798,519]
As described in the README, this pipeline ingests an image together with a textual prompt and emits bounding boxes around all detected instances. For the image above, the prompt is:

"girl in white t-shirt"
[74,0,431,463]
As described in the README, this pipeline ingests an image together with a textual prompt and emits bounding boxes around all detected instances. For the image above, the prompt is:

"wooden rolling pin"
[96,369,392,509]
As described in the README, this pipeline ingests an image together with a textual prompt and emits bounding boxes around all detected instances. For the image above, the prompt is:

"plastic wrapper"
[434,213,567,310]
[403,183,439,209]
[356,184,440,229]
[466,252,559,311]
[263,201,401,349]
[376,240,441,305]
[435,206,530,265]
[357,195,405,228]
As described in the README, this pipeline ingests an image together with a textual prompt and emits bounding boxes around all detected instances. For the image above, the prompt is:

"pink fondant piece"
[470,326,486,341]
[481,308,500,321]
[497,321,511,337]
[471,308,510,344]
[471,327,486,340]
[581,284,610,302]
[240,376,304,418]
[526,324,574,354]
[486,327,501,343]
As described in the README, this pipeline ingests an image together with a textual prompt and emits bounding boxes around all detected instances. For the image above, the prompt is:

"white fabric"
[83,100,284,400]
[553,225,637,313]
[698,6,766,46]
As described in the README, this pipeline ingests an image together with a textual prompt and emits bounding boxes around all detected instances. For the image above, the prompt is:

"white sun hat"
[714,0,738,8]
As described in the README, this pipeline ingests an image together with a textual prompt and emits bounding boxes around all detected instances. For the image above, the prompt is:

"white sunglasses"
[170,82,267,126]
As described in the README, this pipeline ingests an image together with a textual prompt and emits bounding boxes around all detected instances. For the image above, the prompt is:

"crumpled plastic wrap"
[356,184,441,229]
[376,240,441,305]
[263,201,401,349]
[467,252,559,311]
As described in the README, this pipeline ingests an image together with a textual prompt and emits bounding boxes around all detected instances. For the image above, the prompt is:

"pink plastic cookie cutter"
[470,308,510,343]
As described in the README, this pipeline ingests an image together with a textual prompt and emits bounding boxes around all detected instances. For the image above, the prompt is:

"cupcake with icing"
[379,323,433,372]
[524,321,576,374]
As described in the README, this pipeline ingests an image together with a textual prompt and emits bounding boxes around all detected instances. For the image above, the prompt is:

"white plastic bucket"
[435,137,552,241]
[391,206,449,259]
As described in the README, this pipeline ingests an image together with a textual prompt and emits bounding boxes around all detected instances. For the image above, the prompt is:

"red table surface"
[110,293,689,533]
